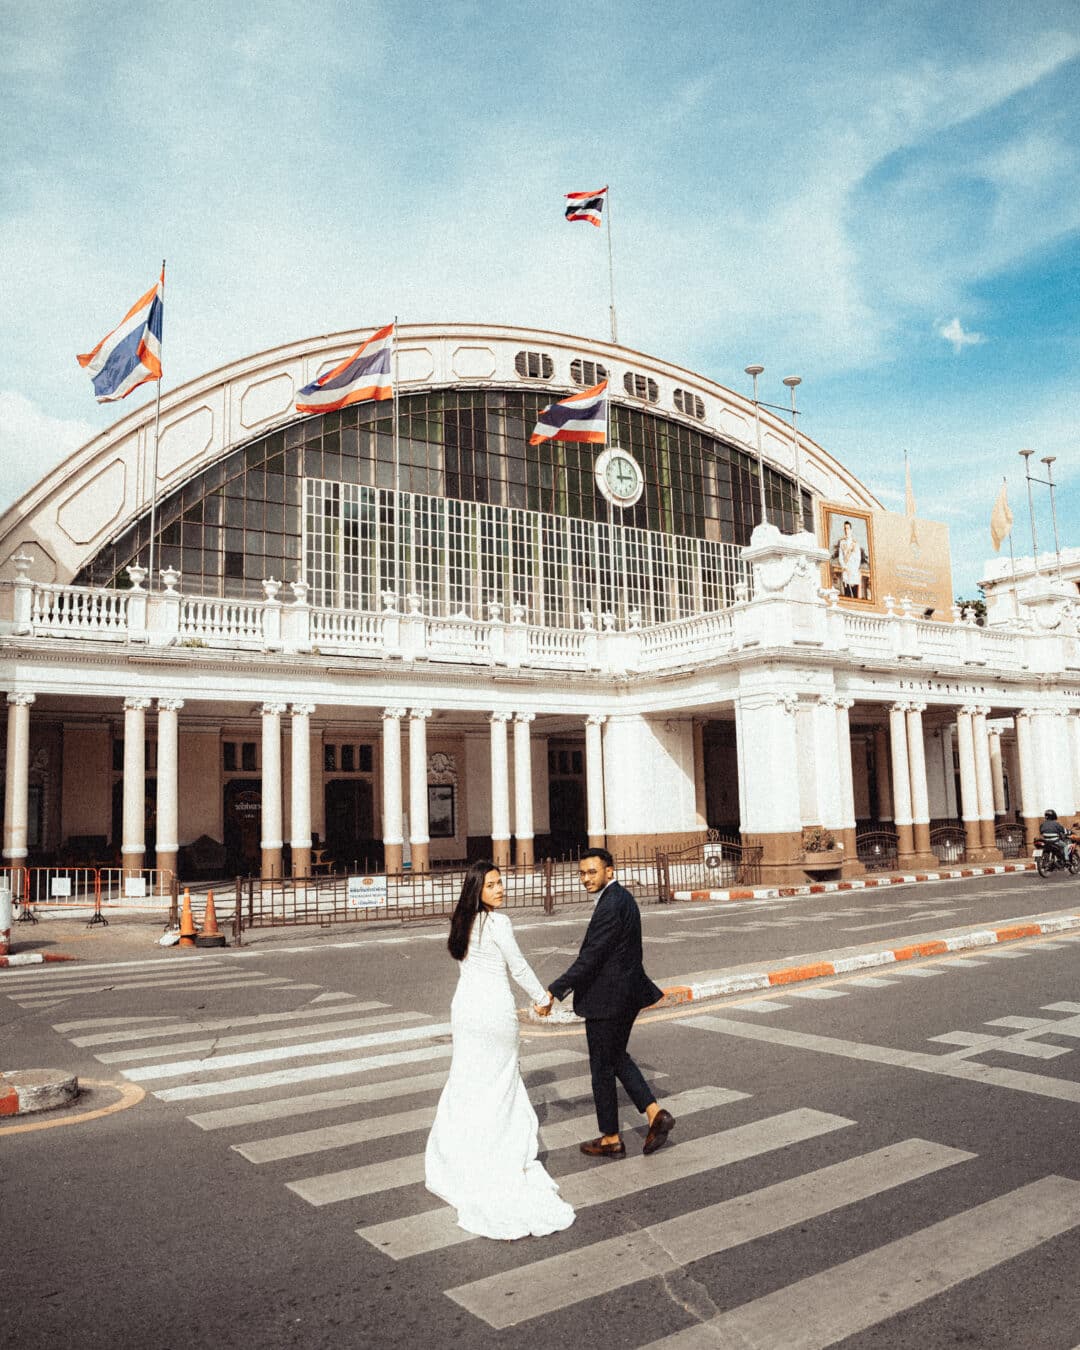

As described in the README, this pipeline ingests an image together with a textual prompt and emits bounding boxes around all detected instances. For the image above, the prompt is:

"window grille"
[674,388,706,420]
[623,371,659,403]
[514,350,554,380]
[570,358,608,387]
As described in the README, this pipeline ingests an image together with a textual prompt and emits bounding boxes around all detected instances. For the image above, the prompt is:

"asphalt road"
[5,873,1080,1348]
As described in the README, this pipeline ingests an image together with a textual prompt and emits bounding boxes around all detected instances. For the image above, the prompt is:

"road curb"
[0,952,77,968]
[674,860,1036,902]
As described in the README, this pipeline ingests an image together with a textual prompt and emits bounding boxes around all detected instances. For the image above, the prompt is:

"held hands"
[534,992,555,1018]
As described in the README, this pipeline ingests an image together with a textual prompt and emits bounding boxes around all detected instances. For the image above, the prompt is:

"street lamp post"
[783,375,803,532]
[1041,455,1062,577]
[745,364,768,526]
[1018,449,1040,574]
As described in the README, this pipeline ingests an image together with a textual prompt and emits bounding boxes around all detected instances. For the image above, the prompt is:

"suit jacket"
[548,881,663,1020]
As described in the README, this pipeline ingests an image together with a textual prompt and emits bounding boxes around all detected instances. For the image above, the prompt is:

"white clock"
[595,448,644,507]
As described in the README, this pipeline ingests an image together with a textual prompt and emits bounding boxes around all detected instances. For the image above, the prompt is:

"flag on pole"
[296,323,394,414]
[529,381,608,445]
[565,187,607,227]
[76,269,164,402]
[990,480,1014,552]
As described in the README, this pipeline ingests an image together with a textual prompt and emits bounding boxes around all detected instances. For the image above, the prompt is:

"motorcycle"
[1033,832,1080,878]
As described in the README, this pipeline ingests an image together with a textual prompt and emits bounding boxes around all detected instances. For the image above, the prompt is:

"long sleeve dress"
[424,908,576,1240]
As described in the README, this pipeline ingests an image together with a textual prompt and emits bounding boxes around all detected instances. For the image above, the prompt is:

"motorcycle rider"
[1039,809,1070,870]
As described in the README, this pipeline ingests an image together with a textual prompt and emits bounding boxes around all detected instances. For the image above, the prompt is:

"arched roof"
[0,322,881,583]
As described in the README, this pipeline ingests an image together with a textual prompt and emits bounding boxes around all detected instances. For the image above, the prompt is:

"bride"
[424,859,576,1240]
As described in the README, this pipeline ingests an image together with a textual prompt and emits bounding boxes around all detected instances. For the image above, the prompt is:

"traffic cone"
[196,890,227,948]
[178,890,197,949]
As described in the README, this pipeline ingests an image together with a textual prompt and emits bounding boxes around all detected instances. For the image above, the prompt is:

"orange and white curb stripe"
[0,952,76,968]
[680,912,1080,1001]
[673,861,1035,903]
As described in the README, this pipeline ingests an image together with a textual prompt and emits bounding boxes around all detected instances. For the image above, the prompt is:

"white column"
[906,702,931,856]
[988,726,1007,816]
[381,707,406,874]
[489,712,512,867]
[735,692,802,875]
[1071,713,1080,818]
[1054,711,1077,816]
[289,703,315,876]
[813,697,842,831]
[122,696,151,874]
[834,698,857,836]
[585,714,606,846]
[408,708,432,872]
[155,698,184,887]
[1015,709,1039,830]
[889,703,914,858]
[260,702,287,877]
[3,692,35,862]
[513,712,535,866]
[972,706,997,849]
[956,705,981,855]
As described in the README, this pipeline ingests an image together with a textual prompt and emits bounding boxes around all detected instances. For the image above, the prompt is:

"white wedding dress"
[424,909,576,1239]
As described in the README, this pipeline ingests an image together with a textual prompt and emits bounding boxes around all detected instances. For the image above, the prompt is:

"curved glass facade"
[76,387,810,609]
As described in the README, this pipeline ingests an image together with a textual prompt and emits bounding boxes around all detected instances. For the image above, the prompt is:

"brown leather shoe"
[643,1109,675,1155]
[580,1136,626,1158]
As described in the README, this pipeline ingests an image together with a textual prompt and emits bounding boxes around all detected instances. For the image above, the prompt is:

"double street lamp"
[745,365,805,533]
[1018,448,1063,577]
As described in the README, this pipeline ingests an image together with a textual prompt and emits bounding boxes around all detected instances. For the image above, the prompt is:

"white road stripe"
[122,1021,451,1083]
[447,1137,974,1328]
[783,988,848,1000]
[94,1011,430,1063]
[841,976,898,987]
[186,1048,587,1131]
[356,1108,854,1259]
[12,976,293,1003]
[928,1031,1069,1060]
[639,1175,1080,1349]
[726,1001,790,1013]
[11,971,283,996]
[67,1001,389,1046]
[241,1078,715,1167]
[0,956,239,980]
[54,1015,173,1031]
[153,1043,455,1101]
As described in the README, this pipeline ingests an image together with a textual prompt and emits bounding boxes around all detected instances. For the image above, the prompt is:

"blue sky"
[1,0,1077,596]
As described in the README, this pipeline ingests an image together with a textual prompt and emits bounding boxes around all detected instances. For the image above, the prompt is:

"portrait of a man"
[828,512,872,601]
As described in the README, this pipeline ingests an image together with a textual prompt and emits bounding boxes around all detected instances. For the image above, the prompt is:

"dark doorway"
[324,779,378,869]
[224,780,261,875]
[547,742,586,857]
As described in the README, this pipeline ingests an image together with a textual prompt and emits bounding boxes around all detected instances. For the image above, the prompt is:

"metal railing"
[655,833,762,901]
[856,829,899,873]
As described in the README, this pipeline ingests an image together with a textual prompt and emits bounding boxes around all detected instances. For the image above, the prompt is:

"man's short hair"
[580,846,614,869]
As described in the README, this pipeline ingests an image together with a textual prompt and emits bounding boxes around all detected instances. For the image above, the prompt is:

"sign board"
[347,874,388,908]
[820,502,953,619]
[50,876,73,897]
[125,876,148,898]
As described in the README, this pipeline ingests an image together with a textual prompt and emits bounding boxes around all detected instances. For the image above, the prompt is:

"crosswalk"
[8,954,1080,1345]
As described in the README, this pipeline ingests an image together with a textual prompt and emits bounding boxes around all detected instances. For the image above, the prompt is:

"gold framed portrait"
[823,506,875,603]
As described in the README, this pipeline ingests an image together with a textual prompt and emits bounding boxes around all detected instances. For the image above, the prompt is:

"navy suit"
[549,880,663,1136]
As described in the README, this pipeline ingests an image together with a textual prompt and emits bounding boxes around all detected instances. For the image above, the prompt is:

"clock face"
[596,449,644,506]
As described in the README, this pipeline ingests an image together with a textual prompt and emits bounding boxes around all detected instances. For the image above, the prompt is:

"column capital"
[123,696,152,712]
[1017,707,1037,721]
[260,701,288,717]
[513,711,536,725]
[290,703,316,717]
[959,703,980,717]
[890,700,910,715]
[906,701,927,715]
[381,706,408,721]
[489,710,512,725]
[409,707,433,721]
[157,698,185,713]
[777,694,799,715]
[834,697,855,712]
[585,713,607,728]
[6,691,36,708]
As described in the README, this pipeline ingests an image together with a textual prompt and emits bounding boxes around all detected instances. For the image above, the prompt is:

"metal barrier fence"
[654,835,762,901]
[856,830,899,873]
[2,866,176,925]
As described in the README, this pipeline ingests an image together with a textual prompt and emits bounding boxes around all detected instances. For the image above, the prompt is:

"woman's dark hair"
[448,859,499,960]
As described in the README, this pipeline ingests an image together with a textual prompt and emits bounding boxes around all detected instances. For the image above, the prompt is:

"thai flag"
[296,323,394,414]
[565,187,607,227]
[76,269,164,402]
[529,380,608,445]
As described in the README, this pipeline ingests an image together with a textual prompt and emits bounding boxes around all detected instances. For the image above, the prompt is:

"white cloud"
[939,317,986,352]
[0,393,96,512]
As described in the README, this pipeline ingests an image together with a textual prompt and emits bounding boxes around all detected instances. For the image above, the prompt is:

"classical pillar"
[3,692,35,864]
[122,697,151,877]
[289,703,315,877]
[513,712,535,867]
[1072,713,1080,823]
[1015,709,1040,844]
[1054,711,1077,818]
[972,706,999,852]
[736,691,804,882]
[873,725,893,823]
[585,714,606,848]
[988,727,1007,817]
[813,697,842,835]
[888,703,915,861]
[408,708,432,873]
[260,702,287,877]
[155,698,184,889]
[905,702,934,862]
[381,707,406,874]
[488,712,512,868]
[834,698,862,871]
[956,706,982,856]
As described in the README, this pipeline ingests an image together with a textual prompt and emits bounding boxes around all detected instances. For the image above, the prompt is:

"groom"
[536,848,675,1158]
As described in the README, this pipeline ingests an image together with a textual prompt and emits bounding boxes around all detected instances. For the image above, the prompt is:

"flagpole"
[147,259,165,593]
[1003,476,1019,619]
[605,188,617,344]
[392,316,401,600]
